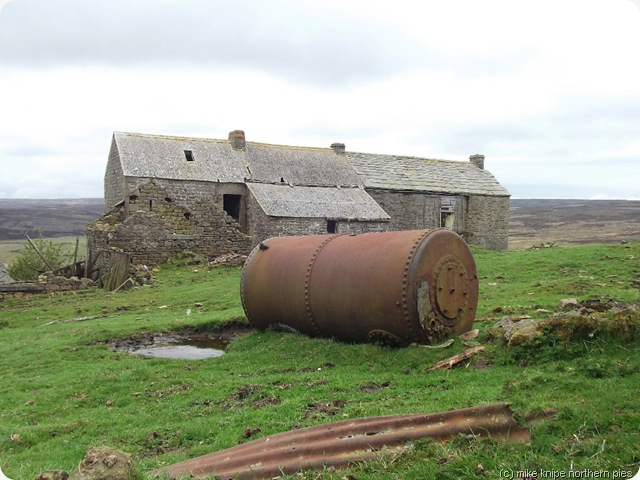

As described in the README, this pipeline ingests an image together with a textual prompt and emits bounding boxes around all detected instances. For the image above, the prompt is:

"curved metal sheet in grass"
[153,403,529,480]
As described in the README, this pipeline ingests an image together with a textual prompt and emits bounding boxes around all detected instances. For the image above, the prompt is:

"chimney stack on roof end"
[229,130,246,150]
[330,143,346,154]
[469,154,485,169]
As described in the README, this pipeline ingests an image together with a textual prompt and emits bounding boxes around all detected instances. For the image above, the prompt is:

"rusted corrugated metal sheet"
[154,403,529,479]
[241,229,479,346]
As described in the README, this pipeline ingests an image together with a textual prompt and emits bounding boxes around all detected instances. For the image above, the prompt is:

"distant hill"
[0,198,104,240]
[0,198,637,249]
[509,199,640,249]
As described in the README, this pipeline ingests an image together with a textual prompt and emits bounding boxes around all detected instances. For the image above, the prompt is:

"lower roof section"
[247,183,390,221]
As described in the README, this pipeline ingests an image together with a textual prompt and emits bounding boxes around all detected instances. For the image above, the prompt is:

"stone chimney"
[330,142,346,154]
[469,154,485,169]
[229,130,246,150]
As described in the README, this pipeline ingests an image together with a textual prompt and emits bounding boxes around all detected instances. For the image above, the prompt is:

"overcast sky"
[1,0,639,200]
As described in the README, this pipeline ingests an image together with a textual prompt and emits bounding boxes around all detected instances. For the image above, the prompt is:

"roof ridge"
[114,131,334,152]
[114,131,227,143]
[346,151,470,165]
[114,132,473,164]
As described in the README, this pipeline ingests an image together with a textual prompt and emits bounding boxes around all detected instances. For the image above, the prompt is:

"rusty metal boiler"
[240,229,479,346]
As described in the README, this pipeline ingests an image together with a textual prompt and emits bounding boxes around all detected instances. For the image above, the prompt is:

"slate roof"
[247,183,390,220]
[114,132,246,183]
[112,132,510,210]
[113,132,361,187]
[346,152,510,197]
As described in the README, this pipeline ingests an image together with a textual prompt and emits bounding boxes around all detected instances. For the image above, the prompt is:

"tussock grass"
[0,243,639,479]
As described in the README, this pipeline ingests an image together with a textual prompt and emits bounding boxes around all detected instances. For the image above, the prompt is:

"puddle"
[124,335,227,360]
[110,325,254,360]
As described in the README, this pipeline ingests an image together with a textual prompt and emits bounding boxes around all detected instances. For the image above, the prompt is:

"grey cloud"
[0,139,59,158]
[444,49,540,78]
[0,154,103,198]
[436,93,640,158]
[439,126,537,153]
[547,98,640,140]
[0,0,430,87]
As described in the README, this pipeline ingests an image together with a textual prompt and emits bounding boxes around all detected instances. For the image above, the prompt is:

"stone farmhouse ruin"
[86,130,510,271]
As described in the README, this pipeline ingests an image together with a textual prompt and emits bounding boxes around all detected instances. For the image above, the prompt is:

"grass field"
[0,243,639,479]
[0,236,88,267]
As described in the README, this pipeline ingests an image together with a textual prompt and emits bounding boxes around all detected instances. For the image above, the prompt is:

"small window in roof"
[184,150,194,162]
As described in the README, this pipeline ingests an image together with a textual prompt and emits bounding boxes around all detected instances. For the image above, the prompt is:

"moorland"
[0,198,638,479]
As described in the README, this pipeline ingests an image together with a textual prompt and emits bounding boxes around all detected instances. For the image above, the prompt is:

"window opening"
[223,194,241,222]
[440,212,455,228]
[327,220,337,233]
[184,150,194,162]
[440,197,456,229]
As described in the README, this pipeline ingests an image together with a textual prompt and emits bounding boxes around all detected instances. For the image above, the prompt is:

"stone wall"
[244,193,387,247]
[121,178,248,232]
[104,138,125,212]
[0,274,94,301]
[101,173,509,260]
[124,178,218,210]
[366,190,470,233]
[87,181,252,272]
[366,190,437,231]
[464,195,510,250]
[365,189,508,249]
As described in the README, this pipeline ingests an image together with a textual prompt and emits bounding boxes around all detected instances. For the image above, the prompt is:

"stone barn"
[87,130,509,271]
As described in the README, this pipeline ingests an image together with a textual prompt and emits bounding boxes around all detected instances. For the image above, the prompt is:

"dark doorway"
[223,194,242,223]
[327,220,337,233]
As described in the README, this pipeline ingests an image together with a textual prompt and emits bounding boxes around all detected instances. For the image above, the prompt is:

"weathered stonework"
[367,190,441,231]
[104,137,126,211]
[98,131,511,266]
[0,274,94,301]
[245,193,387,248]
[361,190,509,250]
[464,196,510,251]
[87,181,252,271]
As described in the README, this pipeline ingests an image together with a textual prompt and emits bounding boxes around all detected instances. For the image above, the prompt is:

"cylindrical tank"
[240,229,478,346]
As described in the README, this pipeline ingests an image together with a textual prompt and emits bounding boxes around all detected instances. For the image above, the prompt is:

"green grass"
[0,236,88,266]
[472,243,640,318]
[0,243,639,479]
